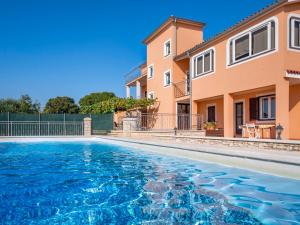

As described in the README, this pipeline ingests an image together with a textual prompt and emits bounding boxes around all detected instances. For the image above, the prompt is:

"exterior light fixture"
[276,124,284,140]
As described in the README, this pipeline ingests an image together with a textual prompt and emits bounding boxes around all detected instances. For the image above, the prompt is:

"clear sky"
[0,0,275,106]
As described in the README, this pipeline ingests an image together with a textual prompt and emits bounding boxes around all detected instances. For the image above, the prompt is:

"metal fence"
[0,121,83,136]
[0,112,114,136]
[134,113,204,131]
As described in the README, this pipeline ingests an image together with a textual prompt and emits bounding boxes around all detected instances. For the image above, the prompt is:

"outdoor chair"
[246,123,260,139]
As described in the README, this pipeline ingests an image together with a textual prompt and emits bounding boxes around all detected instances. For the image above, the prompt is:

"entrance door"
[177,103,190,130]
[235,102,244,135]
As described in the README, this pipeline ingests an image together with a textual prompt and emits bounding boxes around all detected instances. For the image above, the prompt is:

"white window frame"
[164,39,171,57]
[259,95,275,120]
[147,64,154,79]
[226,17,278,67]
[191,47,215,79]
[148,91,155,99]
[289,15,300,50]
[163,69,171,87]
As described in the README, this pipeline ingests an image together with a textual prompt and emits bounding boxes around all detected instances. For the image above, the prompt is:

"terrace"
[125,63,147,99]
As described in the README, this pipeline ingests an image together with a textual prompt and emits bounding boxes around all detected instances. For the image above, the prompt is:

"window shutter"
[295,20,300,47]
[252,26,268,54]
[249,97,259,120]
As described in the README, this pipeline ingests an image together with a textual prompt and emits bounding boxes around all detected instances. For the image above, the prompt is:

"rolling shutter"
[249,97,259,120]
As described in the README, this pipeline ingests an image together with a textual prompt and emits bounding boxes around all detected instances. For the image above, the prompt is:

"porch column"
[191,100,198,129]
[126,85,130,98]
[224,93,234,138]
[136,80,141,99]
[276,81,290,139]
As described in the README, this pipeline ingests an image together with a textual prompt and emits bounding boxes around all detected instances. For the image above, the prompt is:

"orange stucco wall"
[290,84,300,140]
[176,23,203,55]
[190,2,300,139]
[196,98,224,129]
[146,25,175,114]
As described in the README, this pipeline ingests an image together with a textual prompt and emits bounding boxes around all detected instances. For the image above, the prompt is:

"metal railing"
[0,121,84,136]
[125,63,146,84]
[174,79,190,98]
[135,113,204,131]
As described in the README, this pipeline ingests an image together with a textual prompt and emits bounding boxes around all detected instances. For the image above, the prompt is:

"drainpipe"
[188,52,193,129]
[174,18,177,57]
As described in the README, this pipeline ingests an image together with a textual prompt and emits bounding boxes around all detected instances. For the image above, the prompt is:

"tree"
[79,92,116,107]
[19,95,40,113]
[0,98,20,113]
[0,95,40,113]
[44,96,79,114]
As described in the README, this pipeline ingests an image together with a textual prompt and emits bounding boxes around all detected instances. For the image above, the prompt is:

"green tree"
[0,98,20,113]
[44,96,79,114]
[79,92,116,107]
[0,95,40,113]
[19,95,40,113]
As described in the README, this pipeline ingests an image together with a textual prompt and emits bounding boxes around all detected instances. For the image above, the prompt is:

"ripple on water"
[0,142,299,225]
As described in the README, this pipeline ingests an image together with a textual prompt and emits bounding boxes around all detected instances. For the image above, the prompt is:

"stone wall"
[154,135,300,151]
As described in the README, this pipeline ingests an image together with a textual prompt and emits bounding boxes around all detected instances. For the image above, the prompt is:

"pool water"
[0,141,299,225]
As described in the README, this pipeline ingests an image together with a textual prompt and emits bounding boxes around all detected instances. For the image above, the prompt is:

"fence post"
[7,112,10,136]
[39,113,41,136]
[48,122,50,136]
[64,113,66,136]
[83,117,92,136]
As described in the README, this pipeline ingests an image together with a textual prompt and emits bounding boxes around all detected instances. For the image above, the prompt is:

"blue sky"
[0,0,275,106]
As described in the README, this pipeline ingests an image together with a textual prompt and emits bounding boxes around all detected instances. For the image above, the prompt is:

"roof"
[287,70,300,75]
[174,0,290,61]
[143,16,205,45]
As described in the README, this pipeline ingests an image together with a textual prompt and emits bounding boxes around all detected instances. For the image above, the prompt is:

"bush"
[80,97,156,114]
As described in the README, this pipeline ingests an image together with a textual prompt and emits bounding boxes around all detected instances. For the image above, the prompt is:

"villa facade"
[125,0,300,140]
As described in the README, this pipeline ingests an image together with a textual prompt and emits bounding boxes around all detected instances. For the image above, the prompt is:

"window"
[290,17,300,49]
[228,20,276,64]
[259,95,275,120]
[192,49,214,78]
[148,91,154,99]
[207,105,216,122]
[164,40,171,57]
[148,65,154,79]
[164,70,171,86]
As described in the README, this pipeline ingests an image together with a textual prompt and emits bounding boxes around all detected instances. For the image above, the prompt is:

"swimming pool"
[0,141,299,224]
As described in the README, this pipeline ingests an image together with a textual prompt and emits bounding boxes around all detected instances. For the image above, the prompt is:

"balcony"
[125,63,147,85]
[125,63,147,99]
[173,79,190,98]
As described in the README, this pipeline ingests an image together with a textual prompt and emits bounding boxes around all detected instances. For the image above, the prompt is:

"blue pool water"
[0,141,300,225]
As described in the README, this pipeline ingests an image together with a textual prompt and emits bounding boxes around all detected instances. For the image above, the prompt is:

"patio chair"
[246,123,260,139]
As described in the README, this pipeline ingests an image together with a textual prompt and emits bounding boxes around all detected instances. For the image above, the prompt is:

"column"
[83,117,92,136]
[136,81,141,99]
[276,81,289,139]
[191,100,198,129]
[126,85,130,98]
[224,93,234,138]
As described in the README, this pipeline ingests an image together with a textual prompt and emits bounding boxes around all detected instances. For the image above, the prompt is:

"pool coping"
[1,136,300,179]
[97,136,300,166]
[96,136,300,180]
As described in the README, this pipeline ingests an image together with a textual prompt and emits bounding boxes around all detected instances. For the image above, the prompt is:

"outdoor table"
[240,124,276,139]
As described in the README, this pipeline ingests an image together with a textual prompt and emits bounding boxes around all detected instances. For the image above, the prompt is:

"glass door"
[235,102,244,135]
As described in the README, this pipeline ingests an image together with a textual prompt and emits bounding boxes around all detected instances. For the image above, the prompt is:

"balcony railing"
[125,63,146,84]
[135,113,204,131]
[174,79,190,98]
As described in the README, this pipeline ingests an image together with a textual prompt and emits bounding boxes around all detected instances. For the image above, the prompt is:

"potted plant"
[203,122,217,130]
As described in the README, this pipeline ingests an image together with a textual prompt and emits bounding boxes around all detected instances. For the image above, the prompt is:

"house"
[125,0,300,140]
